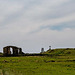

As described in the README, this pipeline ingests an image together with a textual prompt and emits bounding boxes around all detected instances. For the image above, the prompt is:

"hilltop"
[43,48,75,56]
[2,45,75,57]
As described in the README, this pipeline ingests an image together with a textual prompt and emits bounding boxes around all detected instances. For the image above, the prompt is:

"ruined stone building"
[3,46,23,56]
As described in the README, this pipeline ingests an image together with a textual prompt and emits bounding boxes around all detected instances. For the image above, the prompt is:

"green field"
[0,48,75,75]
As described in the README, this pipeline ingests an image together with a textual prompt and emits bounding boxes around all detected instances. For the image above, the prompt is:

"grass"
[0,48,75,75]
[0,56,75,75]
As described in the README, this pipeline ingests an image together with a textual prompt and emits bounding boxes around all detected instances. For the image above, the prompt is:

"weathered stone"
[3,46,23,56]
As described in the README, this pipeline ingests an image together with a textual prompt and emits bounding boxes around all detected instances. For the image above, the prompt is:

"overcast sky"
[0,0,75,53]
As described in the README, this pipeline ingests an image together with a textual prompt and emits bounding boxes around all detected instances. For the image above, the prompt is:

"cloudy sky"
[0,0,75,53]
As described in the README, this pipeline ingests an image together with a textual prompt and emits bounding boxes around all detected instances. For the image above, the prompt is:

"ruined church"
[3,46,23,56]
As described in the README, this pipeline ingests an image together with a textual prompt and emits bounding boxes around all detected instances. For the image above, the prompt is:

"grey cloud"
[0,0,75,53]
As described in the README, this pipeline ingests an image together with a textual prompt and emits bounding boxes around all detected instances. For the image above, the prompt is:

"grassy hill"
[0,48,75,75]
[43,48,75,56]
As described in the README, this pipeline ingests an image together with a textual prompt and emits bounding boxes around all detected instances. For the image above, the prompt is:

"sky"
[0,0,75,53]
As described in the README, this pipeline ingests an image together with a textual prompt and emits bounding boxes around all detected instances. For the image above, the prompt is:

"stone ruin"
[41,48,44,53]
[3,46,23,56]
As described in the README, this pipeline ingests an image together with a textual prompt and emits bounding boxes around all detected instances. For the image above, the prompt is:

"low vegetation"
[0,48,75,75]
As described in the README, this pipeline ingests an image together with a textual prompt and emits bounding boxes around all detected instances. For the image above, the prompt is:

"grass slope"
[0,48,75,75]
[43,48,75,56]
